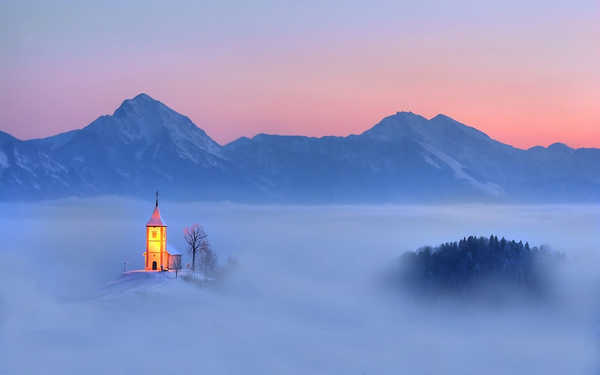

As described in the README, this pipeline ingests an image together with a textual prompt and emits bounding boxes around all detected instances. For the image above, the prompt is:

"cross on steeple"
[155,191,159,208]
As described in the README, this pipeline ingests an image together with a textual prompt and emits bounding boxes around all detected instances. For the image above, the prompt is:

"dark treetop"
[390,235,564,300]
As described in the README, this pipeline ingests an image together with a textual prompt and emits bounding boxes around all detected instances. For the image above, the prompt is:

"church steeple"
[147,191,166,227]
[141,193,181,272]
[145,192,167,271]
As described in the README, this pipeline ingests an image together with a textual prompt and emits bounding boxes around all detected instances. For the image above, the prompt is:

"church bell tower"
[144,192,168,271]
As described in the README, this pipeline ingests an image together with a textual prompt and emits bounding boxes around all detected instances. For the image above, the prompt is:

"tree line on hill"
[391,235,564,299]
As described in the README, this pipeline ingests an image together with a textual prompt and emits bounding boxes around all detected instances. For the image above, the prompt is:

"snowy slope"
[96,270,213,301]
[97,271,183,299]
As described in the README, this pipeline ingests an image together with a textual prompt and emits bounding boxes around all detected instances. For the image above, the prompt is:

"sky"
[1,0,599,148]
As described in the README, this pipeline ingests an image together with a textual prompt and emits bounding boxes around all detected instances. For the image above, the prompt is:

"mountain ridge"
[1,93,599,202]
[10,95,577,151]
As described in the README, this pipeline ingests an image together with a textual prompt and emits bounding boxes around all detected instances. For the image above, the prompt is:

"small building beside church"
[143,195,181,271]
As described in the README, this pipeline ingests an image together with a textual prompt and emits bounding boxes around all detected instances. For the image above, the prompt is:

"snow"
[0,150,8,168]
[97,270,212,300]
[421,142,504,197]
[423,154,441,169]
[14,148,35,175]
[39,153,67,174]
[111,93,223,162]
[146,206,166,226]
[167,243,182,255]
[97,271,182,298]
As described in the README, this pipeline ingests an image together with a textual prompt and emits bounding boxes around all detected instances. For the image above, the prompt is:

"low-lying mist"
[1,199,599,374]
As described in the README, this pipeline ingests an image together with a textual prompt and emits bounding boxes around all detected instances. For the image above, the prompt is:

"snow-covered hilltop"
[2,93,600,202]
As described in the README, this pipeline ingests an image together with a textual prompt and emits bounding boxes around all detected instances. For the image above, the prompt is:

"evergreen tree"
[396,235,563,297]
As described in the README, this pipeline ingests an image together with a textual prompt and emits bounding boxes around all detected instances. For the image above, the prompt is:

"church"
[143,194,182,271]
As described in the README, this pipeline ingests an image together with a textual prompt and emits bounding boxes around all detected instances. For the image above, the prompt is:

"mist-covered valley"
[1,199,599,374]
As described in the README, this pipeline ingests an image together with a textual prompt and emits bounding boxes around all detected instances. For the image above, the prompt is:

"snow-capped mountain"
[0,94,252,200]
[223,111,600,202]
[2,94,600,202]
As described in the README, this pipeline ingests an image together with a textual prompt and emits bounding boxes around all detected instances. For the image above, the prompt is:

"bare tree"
[184,224,207,272]
[172,255,182,279]
[199,239,218,276]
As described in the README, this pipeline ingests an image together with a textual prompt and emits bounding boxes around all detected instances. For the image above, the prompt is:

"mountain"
[0,94,255,200]
[223,111,600,202]
[223,112,510,202]
[2,93,600,202]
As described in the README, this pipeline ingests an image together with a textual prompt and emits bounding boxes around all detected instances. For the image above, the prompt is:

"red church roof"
[146,192,167,226]
[146,206,166,226]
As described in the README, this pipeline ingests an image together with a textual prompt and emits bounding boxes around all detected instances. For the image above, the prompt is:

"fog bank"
[1,199,598,374]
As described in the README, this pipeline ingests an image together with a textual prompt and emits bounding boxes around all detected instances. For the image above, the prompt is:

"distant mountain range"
[2,93,599,202]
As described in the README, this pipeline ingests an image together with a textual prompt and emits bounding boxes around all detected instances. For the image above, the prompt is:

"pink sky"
[2,1,599,149]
